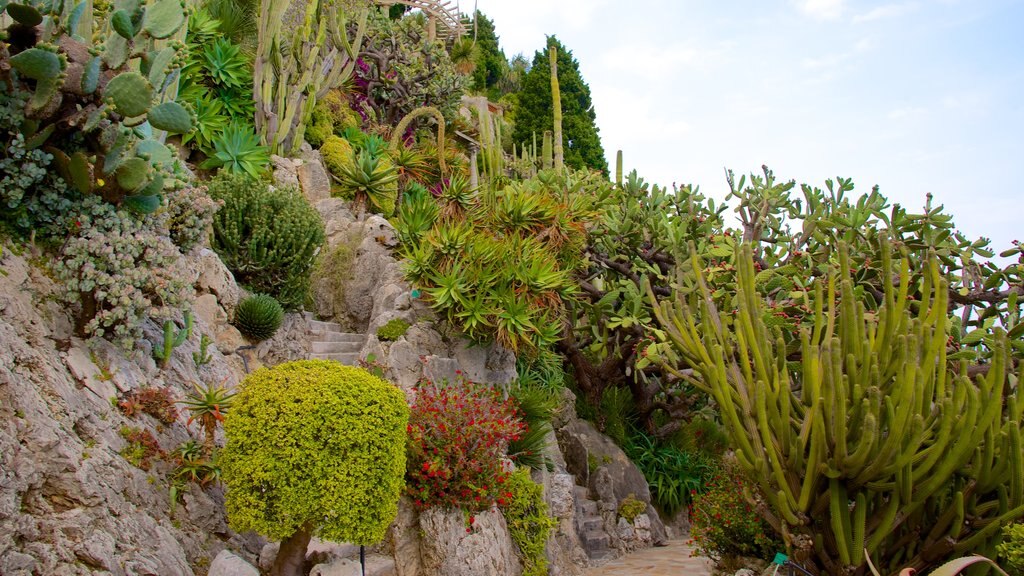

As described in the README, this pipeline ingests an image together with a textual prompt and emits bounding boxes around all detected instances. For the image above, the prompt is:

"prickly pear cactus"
[0,0,194,213]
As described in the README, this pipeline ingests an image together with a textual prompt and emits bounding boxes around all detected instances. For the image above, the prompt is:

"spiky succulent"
[233,294,284,342]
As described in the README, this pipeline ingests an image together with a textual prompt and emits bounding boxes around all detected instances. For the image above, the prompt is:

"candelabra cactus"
[1,0,193,213]
[646,238,1024,575]
[254,0,368,156]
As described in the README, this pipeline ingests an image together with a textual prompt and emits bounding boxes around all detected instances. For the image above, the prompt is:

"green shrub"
[618,494,646,523]
[233,294,284,342]
[208,172,325,308]
[321,135,355,182]
[376,318,411,341]
[998,523,1024,576]
[673,418,729,457]
[508,385,556,472]
[626,432,713,517]
[690,460,783,563]
[501,468,557,576]
[222,360,409,545]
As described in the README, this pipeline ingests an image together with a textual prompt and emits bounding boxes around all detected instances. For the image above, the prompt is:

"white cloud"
[853,2,919,24]
[600,41,726,79]
[795,0,846,20]
[887,106,928,120]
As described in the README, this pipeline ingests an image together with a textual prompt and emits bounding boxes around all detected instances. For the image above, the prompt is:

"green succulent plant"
[233,294,284,342]
[200,123,270,179]
[376,318,411,341]
[336,149,400,216]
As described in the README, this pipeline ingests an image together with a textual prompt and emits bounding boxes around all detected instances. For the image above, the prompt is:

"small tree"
[221,360,409,576]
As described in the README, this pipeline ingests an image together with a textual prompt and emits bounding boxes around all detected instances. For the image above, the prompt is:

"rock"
[735,570,757,576]
[298,150,332,203]
[418,506,522,576]
[310,554,397,576]
[215,324,247,355]
[196,248,240,312]
[74,529,116,570]
[259,542,279,573]
[271,154,301,189]
[255,313,310,367]
[386,498,423,576]
[64,344,117,401]
[305,538,358,566]
[208,549,259,576]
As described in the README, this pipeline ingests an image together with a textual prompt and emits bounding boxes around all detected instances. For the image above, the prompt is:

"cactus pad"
[68,151,93,193]
[103,34,130,69]
[147,101,192,133]
[81,56,101,94]
[106,72,153,118]
[146,47,176,88]
[111,9,136,39]
[142,0,185,39]
[116,157,153,191]
[123,193,162,214]
[5,2,42,26]
[10,47,65,81]
[135,139,174,167]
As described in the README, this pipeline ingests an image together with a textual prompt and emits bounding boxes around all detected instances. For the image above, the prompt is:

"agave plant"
[182,95,229,154]
[204,38,250,89]
[337,149,400,216]
[200,123,270,178]
[395,184,439,246]
[179,381,237,457]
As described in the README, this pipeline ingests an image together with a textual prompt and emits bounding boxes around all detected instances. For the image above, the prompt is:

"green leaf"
[122,194,162,214]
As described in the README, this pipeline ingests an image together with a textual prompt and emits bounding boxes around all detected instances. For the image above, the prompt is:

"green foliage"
[501,468,557,576]
[354,8,467,125]
[321,135,356,183]
[336,149,399,216]
[649,241,1024,574]
[508,385,556,472]
[208,173,325,308]
[199,123,270,179]
[233,294,284,342]
[512,37,607,172]
[468,11,507,99]
[376,318,411,341]
[618,495,646,523]
[193,334,214,367]
[153,310,193,368]
[998,524,1024,576]
[55,198,191,350]
[625,432,712,517]
[0,0,193,215]
[180,381,236,458]
[222,360,409,544]
[690,460,783,563]
[255,0,367,155]
[399,170,605,353]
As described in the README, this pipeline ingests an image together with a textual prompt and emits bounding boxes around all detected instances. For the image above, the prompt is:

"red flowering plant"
[405,376,524,515]
[689,459,783,563]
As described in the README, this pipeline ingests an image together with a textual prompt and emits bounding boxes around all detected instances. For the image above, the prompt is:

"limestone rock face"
[297,150,332,204]
[0,247,258,575]
[271,154,301,189]
[418,507,522,576]
[556,418,667,556]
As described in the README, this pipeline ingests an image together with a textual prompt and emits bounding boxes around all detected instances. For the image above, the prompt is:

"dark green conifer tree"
[511,36,607,173]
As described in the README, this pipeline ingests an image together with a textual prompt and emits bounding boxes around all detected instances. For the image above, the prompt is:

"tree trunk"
[270,524,313,576]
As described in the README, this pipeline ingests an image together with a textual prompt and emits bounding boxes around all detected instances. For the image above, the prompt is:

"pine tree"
[469,11,507,98]
[511,36,607,173]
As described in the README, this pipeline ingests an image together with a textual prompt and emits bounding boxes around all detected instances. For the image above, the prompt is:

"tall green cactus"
[549,40,564,173]
[646,238,1024,575]
[390,105,447,176]
[1,0,193,213]
[254,0,367,157]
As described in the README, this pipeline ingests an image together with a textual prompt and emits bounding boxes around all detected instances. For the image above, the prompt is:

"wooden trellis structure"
[376,0,469,41]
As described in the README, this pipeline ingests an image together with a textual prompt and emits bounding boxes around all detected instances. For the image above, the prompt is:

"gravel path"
[587,539,715,576]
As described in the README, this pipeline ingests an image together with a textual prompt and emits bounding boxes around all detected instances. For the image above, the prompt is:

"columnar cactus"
[647,238,1024,575]
[254,0,368,156]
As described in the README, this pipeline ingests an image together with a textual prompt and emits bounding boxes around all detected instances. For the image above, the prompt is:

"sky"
[471,0,1024,254]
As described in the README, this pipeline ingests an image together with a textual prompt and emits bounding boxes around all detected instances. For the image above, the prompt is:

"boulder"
[418,506,522,576]
[297,150,332,203]
[208,550,259,576]
[271,154,301,189]
[196,248,240,312]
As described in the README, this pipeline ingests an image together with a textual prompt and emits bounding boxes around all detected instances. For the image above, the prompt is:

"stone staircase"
[306,318,365,366]
[575,485,612,561]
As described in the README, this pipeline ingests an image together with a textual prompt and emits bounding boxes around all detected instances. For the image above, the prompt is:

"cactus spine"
[646,238,1024,575]
[254,0,367,156]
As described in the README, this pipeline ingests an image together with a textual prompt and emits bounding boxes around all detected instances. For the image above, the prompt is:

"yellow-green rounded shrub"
[221,360,409,544]
[321,136,355,181]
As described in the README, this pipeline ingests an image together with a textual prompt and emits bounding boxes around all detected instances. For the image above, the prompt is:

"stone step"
[578,499,599,517]
[311,340,363,354]
[308,319,345,333]
[583,531,610,552]
[583,517,603,531]
[310,554,395,576]
[314,331,365,343]
[308,352,360,365]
